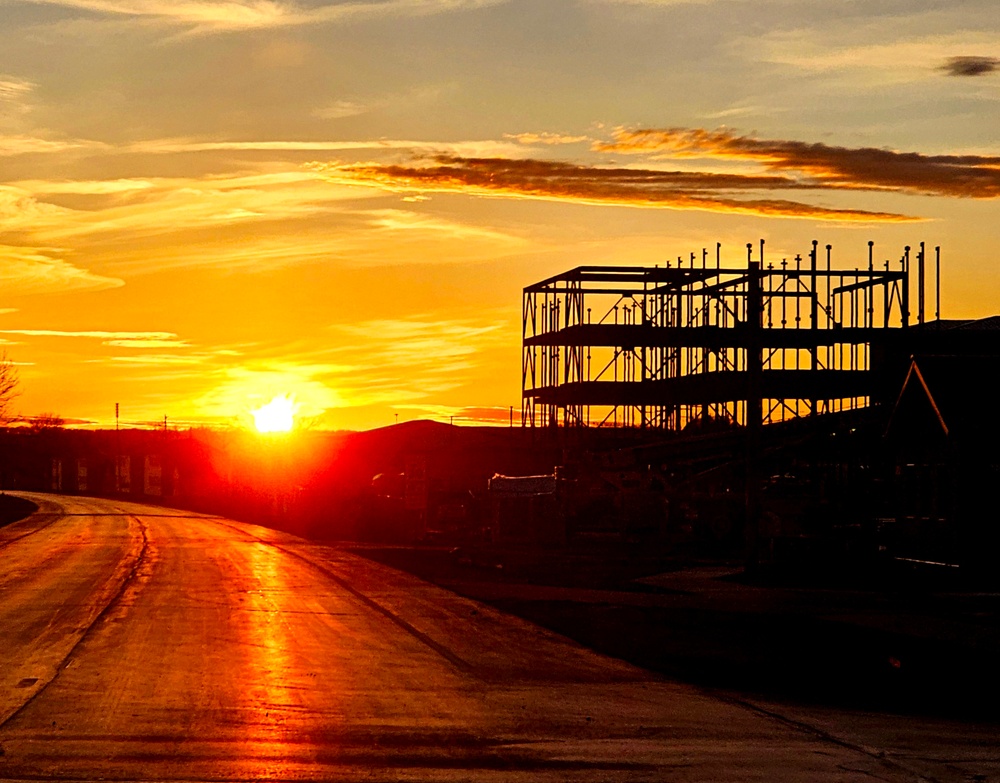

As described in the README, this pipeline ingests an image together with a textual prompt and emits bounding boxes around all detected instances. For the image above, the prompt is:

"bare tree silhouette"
[29,412,65,432]
[0,352,21,423]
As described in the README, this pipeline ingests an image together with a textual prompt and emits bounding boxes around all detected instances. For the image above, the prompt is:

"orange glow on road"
[252,395,296,433]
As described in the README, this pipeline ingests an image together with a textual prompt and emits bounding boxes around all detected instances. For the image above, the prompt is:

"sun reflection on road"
[241,540,304,767]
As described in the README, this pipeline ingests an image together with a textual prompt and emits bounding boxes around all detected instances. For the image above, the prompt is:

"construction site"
[522,239,936,430]
[506,239,1000,575]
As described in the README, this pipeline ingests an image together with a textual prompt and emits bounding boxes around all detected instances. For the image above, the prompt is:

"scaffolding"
[522,240,940,429]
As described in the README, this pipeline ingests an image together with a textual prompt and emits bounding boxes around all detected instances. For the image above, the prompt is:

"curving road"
[0,494,995,782]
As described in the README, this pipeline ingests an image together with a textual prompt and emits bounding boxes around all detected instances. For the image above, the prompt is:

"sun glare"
[252,394,296,433]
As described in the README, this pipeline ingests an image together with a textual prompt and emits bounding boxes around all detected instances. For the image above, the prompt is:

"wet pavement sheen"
[0,493,996,782]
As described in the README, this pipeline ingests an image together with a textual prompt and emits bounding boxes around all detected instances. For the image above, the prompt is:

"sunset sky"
[1,0,998,430]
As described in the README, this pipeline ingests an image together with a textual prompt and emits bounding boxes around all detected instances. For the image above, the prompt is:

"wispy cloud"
[365,208,526,245]
[746,28,1000,85]
[16,179,156,195]
[0,186,67,229]
[505,132,590,146]
[327,316,508,404]
[0,133,528,160]
[332,316,504,366]
[0,135,107,157]
[104,338,189,348]
[9,171,363,245]
[313,154,914,221]
[598,127,1000,198]
[6,170,525,274]
[0,246,123,295]
[0,77,35,102]
[310,83,459,123]
[107,354,202,364]
[102,346,242,365]
[0,328,177,343]
[124,136,526,158]
[701,105,767,120]
[312,100,380,120]
[129,139,409,154]
[941,56,1000,77]
[17,0,504,34]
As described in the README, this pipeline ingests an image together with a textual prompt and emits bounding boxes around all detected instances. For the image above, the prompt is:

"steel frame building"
[522,240,940,429]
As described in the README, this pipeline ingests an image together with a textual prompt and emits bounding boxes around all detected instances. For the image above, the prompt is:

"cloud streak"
[327,316,508,404]
[314,154,914,221]
[17,0,503,34]
[0,246,124,295]
[0,135,107,157]
[0,328,178,343]
[505,132,591,146]
[0,132,540,161]
[0,77,35,102]
[5,168,526,275]
[597,128,1000,199]
[124,136,526,158]
[743,27,1000,87]
[6,171,363,247]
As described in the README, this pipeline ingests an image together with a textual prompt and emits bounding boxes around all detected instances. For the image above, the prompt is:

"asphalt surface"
[0,493,997,782]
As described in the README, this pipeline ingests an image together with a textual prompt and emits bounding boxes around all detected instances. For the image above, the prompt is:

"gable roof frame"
[884,357,950,440]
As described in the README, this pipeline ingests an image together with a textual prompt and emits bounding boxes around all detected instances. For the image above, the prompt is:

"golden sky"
[1,0,998,429]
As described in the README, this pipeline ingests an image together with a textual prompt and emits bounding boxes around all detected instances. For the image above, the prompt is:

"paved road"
[0,494,995,782]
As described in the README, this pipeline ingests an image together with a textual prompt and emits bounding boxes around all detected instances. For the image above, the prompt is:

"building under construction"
[522,239,945,430]
[520,237,1000,573]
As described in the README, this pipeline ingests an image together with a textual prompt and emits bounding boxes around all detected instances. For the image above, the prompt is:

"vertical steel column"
[918,242,926,325]
[810,243,818,415]
[745,259,763,573]
[935,246,941,323]
[902,248,910,328]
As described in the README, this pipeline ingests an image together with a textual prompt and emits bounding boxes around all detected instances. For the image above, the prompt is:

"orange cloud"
[597,127,1000,198]
[314,155,913,221]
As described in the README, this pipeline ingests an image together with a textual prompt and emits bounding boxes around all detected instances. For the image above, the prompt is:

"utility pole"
[115,403,121,493]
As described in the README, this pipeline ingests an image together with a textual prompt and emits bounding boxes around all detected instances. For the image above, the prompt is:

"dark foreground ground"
[6,489,995,723]
[20,493,980,783]
[0,493,37,528]
[356,544,1000,721]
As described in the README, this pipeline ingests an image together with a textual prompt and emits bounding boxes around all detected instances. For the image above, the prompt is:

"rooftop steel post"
[745,259,763,573]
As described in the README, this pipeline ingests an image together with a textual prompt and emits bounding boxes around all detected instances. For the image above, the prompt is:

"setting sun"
[251,395,296,433]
